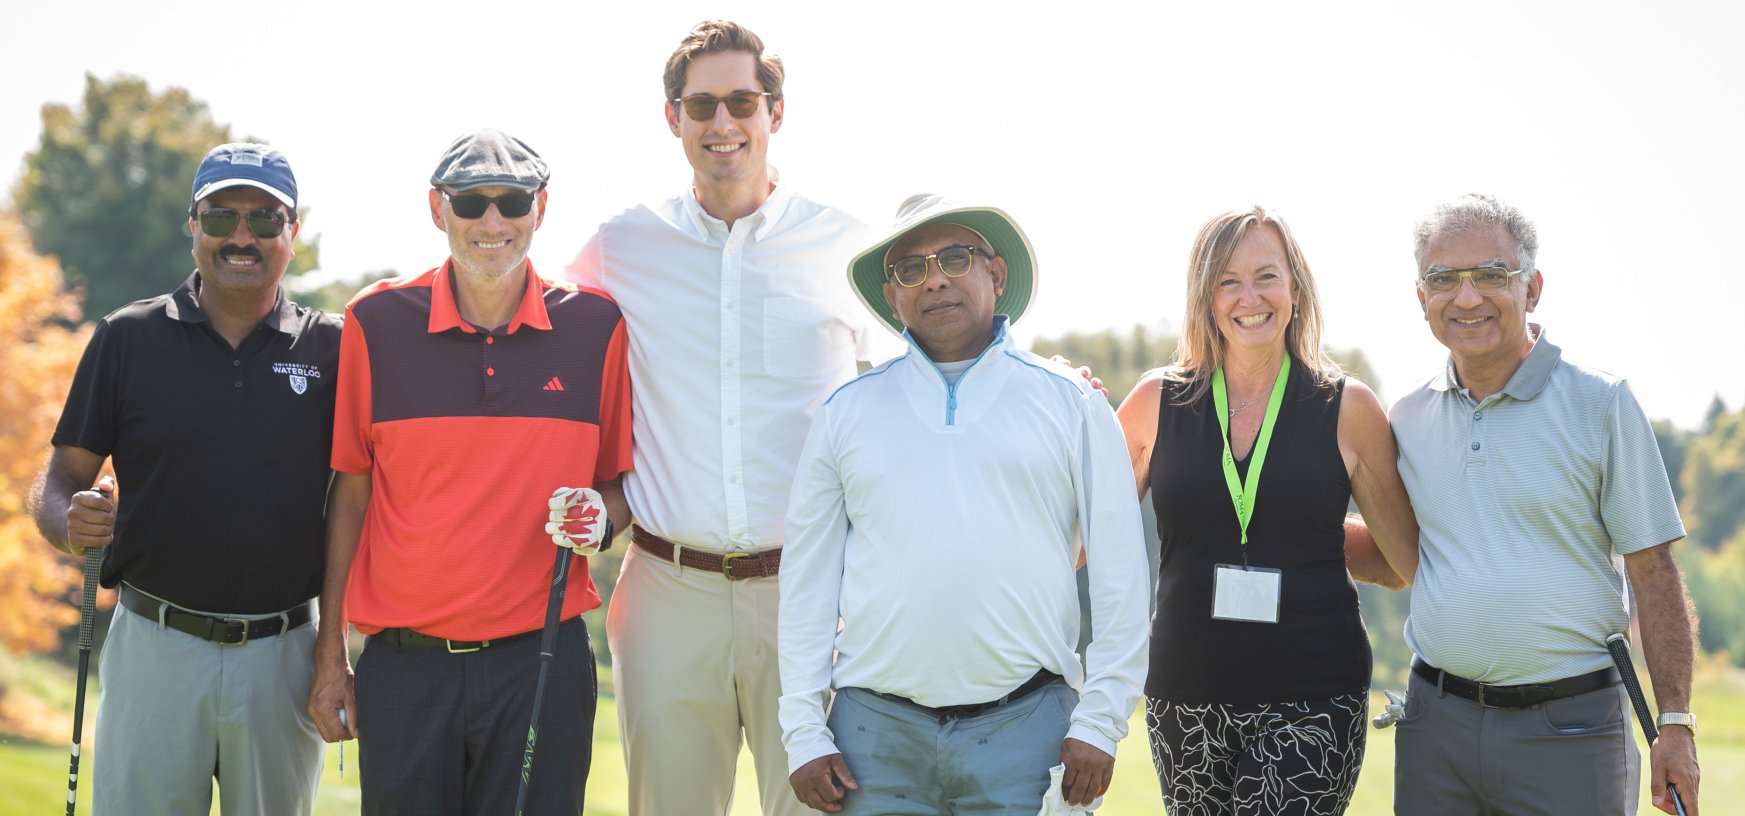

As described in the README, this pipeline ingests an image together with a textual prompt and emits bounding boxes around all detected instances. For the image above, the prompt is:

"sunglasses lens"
[448,194,489,218]
[495,193,535,218]
[245,212,286,239]
[725,92,762,118]
[198,210,240,237]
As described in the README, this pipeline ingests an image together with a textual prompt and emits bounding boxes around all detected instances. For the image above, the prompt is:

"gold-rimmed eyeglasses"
[886,245,987,288]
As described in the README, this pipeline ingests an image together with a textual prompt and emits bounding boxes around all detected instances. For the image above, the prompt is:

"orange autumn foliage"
[0,210,95,654]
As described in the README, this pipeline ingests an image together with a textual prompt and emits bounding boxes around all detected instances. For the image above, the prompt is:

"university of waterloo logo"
[271,362,322,395]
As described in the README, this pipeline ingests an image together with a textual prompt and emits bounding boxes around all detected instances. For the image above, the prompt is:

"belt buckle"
[446,639,487,654]
[216,617,250,647]
[720,552,750,581]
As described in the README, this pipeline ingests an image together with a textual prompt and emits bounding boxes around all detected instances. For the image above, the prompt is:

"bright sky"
[3,0,1740,427]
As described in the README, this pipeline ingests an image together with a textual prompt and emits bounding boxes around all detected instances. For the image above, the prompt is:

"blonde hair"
[1166,205,1339,404]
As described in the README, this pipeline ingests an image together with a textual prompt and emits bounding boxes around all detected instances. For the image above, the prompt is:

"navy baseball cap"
[191,143,297,209]
[430,129,550,192]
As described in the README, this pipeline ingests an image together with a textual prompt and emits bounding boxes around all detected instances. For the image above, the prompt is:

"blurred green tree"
[12,73,318,318]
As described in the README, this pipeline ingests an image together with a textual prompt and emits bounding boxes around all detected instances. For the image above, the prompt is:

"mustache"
[218,245,262,260]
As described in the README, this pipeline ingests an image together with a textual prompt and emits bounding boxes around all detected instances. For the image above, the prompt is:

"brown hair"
[663,20,785,104]
[1166,206,1339,404]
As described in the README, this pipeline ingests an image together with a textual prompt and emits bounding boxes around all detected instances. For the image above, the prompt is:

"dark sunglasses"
[671,91,772,122]
[193,207,291,239]
[443,190,537,219]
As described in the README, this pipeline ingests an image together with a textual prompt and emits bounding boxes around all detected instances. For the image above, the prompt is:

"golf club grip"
[77,548,101,648]
[1606,634,1658,742]
[541,548,573,654]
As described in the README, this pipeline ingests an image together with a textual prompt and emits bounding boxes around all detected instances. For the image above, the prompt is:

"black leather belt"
[870,669,1063,722]
[1413,659,1619,709]
[119,585,310,646]
[374,624,546,654]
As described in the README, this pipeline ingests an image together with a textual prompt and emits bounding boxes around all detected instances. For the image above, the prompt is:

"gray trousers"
[826,682,1077,815]
[1393,668,1638,815]
[92,593,323,816]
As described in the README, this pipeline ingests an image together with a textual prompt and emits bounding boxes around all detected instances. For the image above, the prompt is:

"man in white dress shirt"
[565,20,891,816]
[779,194,1151,814]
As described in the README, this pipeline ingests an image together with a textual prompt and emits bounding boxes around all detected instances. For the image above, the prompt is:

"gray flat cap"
[430,129,550,192]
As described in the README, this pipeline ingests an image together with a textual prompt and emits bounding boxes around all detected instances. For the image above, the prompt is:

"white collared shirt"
[567,184,896,549]
[778,321,1152,772]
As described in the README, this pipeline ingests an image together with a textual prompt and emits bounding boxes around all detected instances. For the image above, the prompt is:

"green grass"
[3,691,1739,815]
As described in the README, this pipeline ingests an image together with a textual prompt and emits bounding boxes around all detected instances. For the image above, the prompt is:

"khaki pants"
[607,544,807,816]
[93,595,323,816]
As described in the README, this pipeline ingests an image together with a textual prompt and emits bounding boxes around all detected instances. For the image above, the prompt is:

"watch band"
[1656,712,1697,734]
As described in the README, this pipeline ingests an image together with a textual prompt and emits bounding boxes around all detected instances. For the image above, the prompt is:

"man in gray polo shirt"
[1389,194,1701,814]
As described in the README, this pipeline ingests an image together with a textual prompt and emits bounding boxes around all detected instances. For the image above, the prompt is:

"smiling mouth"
[219,248,261,267]
[1234,312,1273,327]
[706,143,743,154]
[474,240,509,249]
[1452,316,1491,325]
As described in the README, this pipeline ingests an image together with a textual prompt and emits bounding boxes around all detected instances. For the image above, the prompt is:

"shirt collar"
[903,314,1013,363]
[165,271,301,337]
[678,181,792,243]
[426,259,553,335]
[1431,323,1559,400]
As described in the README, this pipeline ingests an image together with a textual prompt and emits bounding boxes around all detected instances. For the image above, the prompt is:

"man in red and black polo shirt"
[306,130,632,814]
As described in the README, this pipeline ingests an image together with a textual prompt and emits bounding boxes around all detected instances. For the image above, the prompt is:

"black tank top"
[1145,360,1370,703]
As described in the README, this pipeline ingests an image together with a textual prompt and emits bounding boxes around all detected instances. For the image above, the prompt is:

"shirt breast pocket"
[762,296,848,378]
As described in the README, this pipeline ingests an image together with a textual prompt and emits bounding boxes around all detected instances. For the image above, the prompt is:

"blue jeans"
[826,682,1076,815]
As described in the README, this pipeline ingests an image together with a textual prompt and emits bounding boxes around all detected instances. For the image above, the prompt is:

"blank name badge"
[1211,564,1281,623]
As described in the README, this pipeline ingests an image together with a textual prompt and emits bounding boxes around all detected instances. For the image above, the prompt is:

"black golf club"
[65,484,108,816]
[511,544,575,816]
[1605,633,1689,816]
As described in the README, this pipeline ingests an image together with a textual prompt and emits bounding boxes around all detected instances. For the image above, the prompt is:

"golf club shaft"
[512,546,574,816]
[66,545,101,816]
[1606,634,1689,816]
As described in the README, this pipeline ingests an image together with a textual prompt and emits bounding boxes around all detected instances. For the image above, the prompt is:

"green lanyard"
[1211,355,1291,561]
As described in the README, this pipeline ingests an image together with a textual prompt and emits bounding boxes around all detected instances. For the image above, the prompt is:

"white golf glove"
[546,487,610,556]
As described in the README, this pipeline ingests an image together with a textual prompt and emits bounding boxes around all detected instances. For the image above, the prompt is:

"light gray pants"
[1393,668,1638,815]
[92,594,324,816]
[825,682,1076,815]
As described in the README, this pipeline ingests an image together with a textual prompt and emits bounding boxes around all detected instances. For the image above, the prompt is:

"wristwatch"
[1656,712,1697,734]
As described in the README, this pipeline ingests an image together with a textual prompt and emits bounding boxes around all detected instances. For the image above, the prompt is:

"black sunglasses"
[443,190,537,219]
[192,207,292,239]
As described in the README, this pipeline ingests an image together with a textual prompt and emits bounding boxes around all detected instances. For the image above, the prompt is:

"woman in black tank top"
[1113,207,1419,815]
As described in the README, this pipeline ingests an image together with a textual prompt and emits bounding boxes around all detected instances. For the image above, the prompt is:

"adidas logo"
[543,377,565,392]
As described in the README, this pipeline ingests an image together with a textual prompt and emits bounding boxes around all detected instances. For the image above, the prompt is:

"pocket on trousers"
[1538,686,1625,735]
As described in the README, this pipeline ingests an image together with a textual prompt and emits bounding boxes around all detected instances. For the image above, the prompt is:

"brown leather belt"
[631,526,781,580]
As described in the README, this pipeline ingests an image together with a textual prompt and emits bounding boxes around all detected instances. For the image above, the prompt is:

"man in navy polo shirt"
[31,143,337,814]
